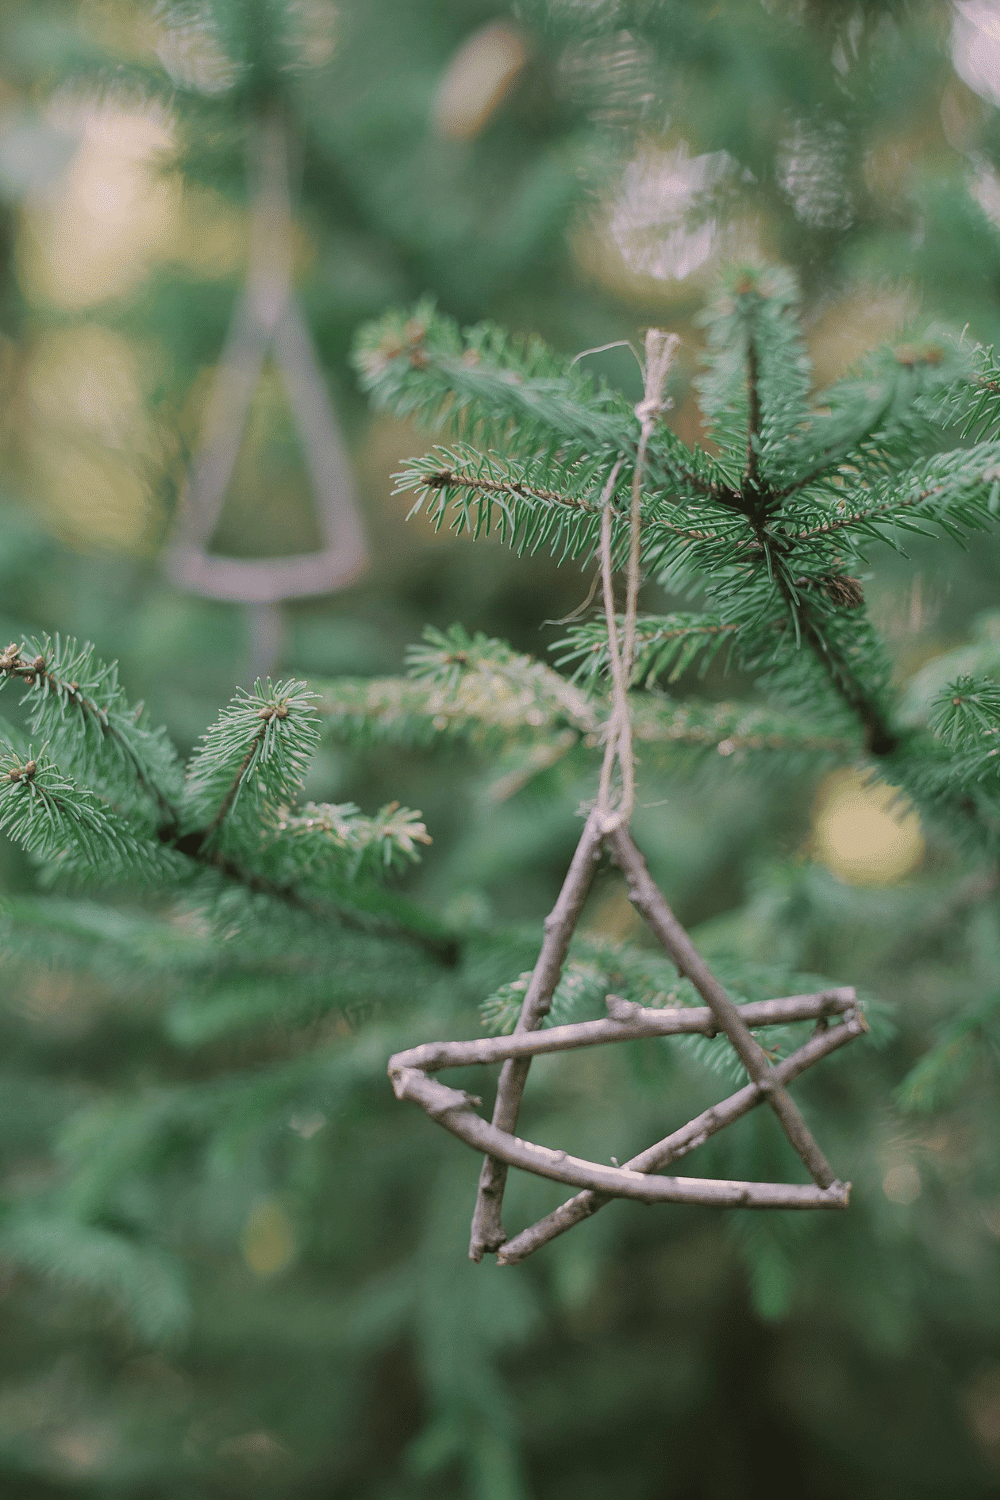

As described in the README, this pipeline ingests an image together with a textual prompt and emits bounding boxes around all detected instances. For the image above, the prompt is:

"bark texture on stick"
[607,827,838,1190]
[468,811,605,1260]
[392,1065,850,1210]
[497,1007,865,1264]
[391,989,856,1075]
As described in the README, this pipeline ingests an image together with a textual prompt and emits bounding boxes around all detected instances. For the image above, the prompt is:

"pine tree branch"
[408,460,720,550]
[630,696,854,757]
[780,449,1000,546]
[159,822,459,965]
[745,333,763,501]
[198,701,288,849]
[785,491,940,543]
[0,748,179,881]
[0,641,180,824]
[784,589,899,756]
[555,614,739,689]
[426,467,589,512]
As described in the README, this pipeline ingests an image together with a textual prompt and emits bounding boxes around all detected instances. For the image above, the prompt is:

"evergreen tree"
[0,264,1000,1494]
[3,2,1000,1498]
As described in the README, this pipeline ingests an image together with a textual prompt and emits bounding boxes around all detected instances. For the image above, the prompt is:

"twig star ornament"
[387,331,865,1264]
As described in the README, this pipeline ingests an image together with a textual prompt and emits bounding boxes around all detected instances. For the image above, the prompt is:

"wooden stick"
[497,1008,865,1264]
[391,1065,850,1210]
[391,988,856,1074]
[608,827,838,1189]
[467,811,605,1260]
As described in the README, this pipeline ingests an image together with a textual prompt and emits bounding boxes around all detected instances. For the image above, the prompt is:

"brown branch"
[197,707,288,850]
[431,467,716,546]
[428,468,595,510]
[468,810,605,1260]
[162,825,458,966]
[745,335,762,498]
[390,1065,850,1211]
[497,1006,865,1264]
[760,566,898,756]
[392,989,857,1073]
[631,714,853,757]
[783,481,950,544]
[607,827,838,1189]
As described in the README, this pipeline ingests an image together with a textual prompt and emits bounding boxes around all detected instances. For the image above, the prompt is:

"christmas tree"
[0,2,999,1498]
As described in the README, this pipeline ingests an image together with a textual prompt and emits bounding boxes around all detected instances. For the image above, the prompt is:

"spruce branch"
[0,637,182,824]
[399,447,722,560]
[555,613,738,689]
[745,328,763,500]
[930,675,1000,746]
[629,695,854,759]
[0,744,180,882]
[779,582,899,757]
[895,989,1000,1113]
[269,800,432,884]
[181,678,320,849]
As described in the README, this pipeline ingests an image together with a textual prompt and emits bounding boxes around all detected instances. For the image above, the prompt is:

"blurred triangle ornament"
[164,111,367,607]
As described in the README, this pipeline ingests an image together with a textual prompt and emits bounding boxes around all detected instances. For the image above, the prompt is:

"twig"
[391,1066,850,1210]
[496,1006,864,1264]
[427,468,720,549]
[467,809,606,1259]
[745,333,762,500]
[781,479,955,543]
[607,827,838,1189]
[794,604,898,756]
[163,822,458,966]
[427,468,602,511]
[394,989,856,1074]
[197,708,284,849]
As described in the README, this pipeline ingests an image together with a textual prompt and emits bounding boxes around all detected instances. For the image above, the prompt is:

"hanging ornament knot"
[634,329,681,425]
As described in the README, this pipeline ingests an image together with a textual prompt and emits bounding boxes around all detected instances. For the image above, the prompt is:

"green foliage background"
[1,1,1000,1496]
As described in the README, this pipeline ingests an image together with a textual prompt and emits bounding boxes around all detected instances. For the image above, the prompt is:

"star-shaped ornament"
[389,814,865,1264]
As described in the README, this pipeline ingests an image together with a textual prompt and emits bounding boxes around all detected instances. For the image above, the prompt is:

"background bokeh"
[2,2,1000,1496]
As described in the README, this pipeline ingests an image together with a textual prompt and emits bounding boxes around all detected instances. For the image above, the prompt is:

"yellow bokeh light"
[812,769,925,887]
[16,324,159,552]
[17,99,179,310]
[433,21,529,141]
[883,1163,922,1205]
[240,1197,297,1278]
